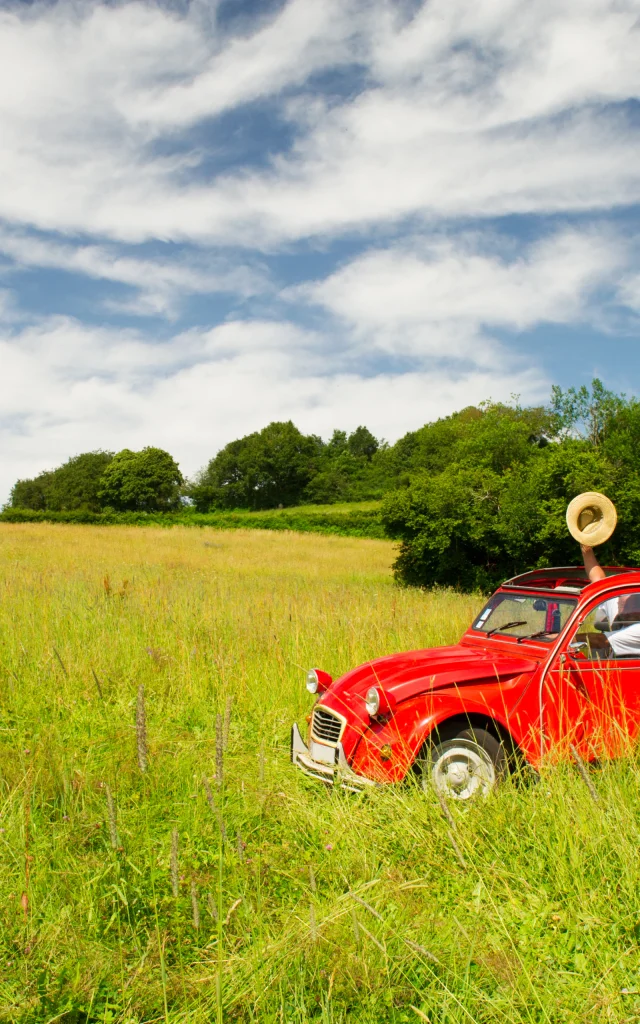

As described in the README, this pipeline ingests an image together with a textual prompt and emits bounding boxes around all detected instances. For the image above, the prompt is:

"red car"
[291,565,640,799]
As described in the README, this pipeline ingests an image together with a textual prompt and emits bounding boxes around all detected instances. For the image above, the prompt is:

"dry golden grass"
[0,523,395,581]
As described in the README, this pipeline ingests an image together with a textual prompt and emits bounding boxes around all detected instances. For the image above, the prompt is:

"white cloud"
[125,0,363,129]
[618,273,640,314]
[292,227,625,362]
[372,0,640,122]
[0,227,267,317]
[0,0,368,242]
[0,313,547,502]
[0,0,638,245]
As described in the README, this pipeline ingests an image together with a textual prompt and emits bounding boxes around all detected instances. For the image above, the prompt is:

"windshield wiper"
[485,620,527,637]
[516,630,556,643]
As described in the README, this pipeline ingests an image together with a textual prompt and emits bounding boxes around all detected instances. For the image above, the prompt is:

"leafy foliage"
[9,451,114,512]
[97,447,183,512]
[550,377,628,447]
[384,382,640,589]
[189,421,324,511]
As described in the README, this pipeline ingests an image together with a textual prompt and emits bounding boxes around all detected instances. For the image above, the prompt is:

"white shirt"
[593,597,640,656]
[595,597,619,629]
[607,623,640,657]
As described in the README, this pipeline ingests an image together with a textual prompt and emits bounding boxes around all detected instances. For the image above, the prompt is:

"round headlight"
[365,686,380,717]
[306,669,319,694]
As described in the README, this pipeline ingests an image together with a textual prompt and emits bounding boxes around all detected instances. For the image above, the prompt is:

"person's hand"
[581,544,593,555]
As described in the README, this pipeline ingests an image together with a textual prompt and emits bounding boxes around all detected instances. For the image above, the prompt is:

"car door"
[559,587,640,758]
[542,642,594,760]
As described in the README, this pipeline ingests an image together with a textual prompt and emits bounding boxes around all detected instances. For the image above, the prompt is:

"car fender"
[349,678,536,782]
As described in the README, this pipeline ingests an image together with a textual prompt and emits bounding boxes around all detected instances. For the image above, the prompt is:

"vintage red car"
[291,565,640,798]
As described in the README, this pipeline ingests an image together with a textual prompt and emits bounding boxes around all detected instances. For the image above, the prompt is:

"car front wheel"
[422,727,507,800]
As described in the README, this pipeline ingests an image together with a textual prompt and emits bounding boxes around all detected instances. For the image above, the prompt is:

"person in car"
[581,544,640,656]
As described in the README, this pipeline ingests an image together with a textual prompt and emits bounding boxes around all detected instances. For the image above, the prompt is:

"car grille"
[311,707,342,744]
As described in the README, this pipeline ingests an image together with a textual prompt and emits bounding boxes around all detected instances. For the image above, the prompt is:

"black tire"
[422,726,507,800]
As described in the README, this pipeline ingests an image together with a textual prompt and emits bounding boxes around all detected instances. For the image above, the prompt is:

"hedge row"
[0,505,387,539]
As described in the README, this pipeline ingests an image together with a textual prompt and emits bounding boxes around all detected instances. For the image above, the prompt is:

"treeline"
[6,380,640,589]
[6,424,386,515]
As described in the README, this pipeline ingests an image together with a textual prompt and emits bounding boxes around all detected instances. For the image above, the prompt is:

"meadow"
[1,524,640,1023]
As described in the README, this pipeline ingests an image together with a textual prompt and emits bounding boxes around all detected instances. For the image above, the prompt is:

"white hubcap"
[429,738,496,800]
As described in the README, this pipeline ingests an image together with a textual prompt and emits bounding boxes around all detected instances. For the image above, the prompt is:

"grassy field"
[1,524,640,1023]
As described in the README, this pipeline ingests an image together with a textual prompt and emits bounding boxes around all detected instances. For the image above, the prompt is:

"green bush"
[0,503,386,538]
[383,385,640,590]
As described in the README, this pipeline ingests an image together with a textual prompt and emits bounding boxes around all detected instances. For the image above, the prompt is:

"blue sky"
[1,0,640,502]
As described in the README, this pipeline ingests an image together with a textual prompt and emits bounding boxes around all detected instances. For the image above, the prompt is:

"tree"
[347,426,379,460]
[325,430,348,457]
[10,474,52,510]
[387,402,554,481]
[301,427,384,503]
[9,452,113,511]
[97,448,183,512]
[550,378,627,448]
[382,465,508,590]
[189,422,324,511]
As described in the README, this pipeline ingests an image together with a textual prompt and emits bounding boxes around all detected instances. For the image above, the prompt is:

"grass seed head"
[136,684,148,773]
[215,712,223,788]
[223,695,232,750]
[203,775,227,842]
[191,880,200,931]
[105,785,118,850]
[170,828,179,898]
[207,893,218,921]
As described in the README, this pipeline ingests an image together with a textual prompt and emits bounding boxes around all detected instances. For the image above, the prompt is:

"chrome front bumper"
[290,722,376,792]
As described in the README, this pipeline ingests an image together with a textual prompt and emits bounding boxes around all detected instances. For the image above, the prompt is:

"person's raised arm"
[581,544,606,583]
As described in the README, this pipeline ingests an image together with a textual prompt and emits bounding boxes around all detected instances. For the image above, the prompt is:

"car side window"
[571,590,640,661]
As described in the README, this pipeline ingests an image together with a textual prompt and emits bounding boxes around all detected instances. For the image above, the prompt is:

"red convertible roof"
[502,565,638,594]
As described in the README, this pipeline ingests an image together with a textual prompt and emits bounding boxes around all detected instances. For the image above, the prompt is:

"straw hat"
[566,491,617,547]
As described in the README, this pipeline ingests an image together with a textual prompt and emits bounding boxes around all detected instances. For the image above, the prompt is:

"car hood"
[327,643,538,707]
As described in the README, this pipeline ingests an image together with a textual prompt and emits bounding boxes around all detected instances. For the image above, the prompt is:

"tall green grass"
[0,524,639,1023]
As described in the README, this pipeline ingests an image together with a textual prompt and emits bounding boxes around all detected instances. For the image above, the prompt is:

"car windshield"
[472,592,577,640]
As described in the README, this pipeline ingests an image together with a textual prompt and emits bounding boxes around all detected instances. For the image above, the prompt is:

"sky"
[1,0,640,502]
